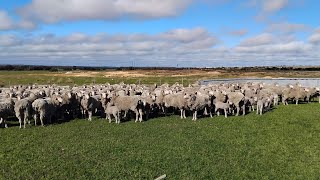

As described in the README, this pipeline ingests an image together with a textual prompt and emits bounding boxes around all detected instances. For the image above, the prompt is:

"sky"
[0,0,319,67]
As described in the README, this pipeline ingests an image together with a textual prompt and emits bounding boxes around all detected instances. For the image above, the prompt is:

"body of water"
[201,78,320,87]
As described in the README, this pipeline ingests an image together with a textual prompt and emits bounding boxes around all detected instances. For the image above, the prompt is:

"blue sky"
[0,0,319,67]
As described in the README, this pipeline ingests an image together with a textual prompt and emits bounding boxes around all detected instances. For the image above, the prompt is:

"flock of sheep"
[0,81,319,128]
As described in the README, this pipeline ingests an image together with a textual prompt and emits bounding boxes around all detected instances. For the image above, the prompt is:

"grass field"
[1,103,320,179]
[1,69,320,87]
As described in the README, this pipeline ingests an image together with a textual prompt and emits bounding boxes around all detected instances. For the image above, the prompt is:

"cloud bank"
[18,0,193,23]
[1,27,318,67]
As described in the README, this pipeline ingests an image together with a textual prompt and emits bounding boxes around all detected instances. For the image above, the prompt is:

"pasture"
[1,103,320,179]
[1,69,320,179]
[1,69,320,87]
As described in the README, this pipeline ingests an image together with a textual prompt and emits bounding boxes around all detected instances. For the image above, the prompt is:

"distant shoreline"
[1,64,320,71]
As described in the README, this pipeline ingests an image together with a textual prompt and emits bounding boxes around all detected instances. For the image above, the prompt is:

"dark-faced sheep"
[0,98,14,128]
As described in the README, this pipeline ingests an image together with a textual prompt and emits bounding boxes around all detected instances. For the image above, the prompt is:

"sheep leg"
[113,113,117,123]
[242,105,245,116]
[105,112,108,120]
[40,116,44,127]
[117,112,120,124]
[21,114,27,128]
[256,106,259,115]
[183,109,186,119]
[23,114,29,128]
[236,105,240,116]
[34,114,37,126]
[108,114,112,123]
[18,116,23,129]
[217,110,220,116]
[194,111,197,121]
[24,110,30,125]
[295,99,298,105]
[88,111,92,121]
[204,107,208,115]
[139,109,143,122]
[81,109,85,118]
[135,110,139,122]
[0,118,7,128]
[224,109,227,118]
[4,119,8,128]
[180,109,184,119]
[40,111,45,127]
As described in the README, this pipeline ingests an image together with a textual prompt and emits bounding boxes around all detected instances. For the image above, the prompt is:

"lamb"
[256,98,271,115]
[153,90,165,114]
[214,101,230,118]
[0,98,14,128]
[105,101,120,124]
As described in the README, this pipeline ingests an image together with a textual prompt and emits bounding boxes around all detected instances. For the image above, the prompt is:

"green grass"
[0,70,201,87]
[1,103,320,179]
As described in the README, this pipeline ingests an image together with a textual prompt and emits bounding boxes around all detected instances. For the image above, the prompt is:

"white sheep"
[256,98,271,115]
[80,94,102,121]
[14,98,32,129]
[32,95,62,126]
[111,94,144,122]
[163,92,190,119]
[214,101,230,118]
[105,101,120,124]
[188,93,211,121]
[227,92,245,116]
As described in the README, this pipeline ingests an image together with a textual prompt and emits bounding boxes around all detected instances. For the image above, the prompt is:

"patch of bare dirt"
[103,71,148,77]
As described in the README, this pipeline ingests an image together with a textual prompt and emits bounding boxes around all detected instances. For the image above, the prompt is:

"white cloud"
[239,33,274,46]
[267,22,309,34]
[227,29,248,36]
[0,28,218,59]
[249,0,293,22]
[262,0,288,12]
[308,28,320,44]
[235,41,312,54]
[65,33,89,43]
[17,19,37,29]
[160,27,212,43]
[0,9,36,30]
[0,35,20,46]
[18,0,193,23]
[0,10,14,30]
